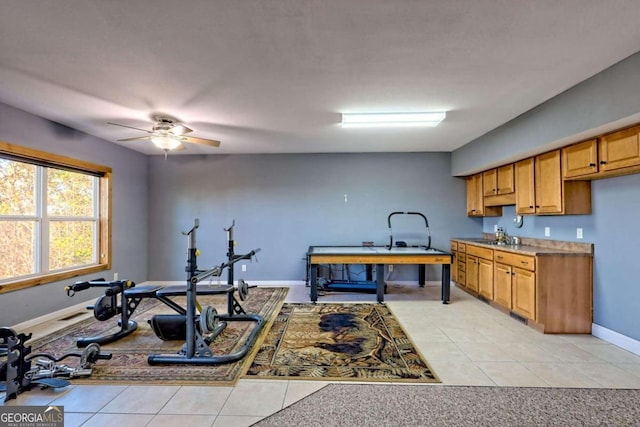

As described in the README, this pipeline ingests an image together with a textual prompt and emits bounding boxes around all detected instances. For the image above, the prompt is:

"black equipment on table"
[0,327,111,402]
[387,211,431,250]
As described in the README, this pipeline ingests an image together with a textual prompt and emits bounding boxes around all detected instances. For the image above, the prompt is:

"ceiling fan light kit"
[151,135,182,150]
[341,112,446,128]
[108,115,220,154]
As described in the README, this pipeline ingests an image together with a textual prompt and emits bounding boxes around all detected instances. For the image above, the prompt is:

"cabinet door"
[562,139,598,178]
[496,164,515,195]
[466,255,479,293]
[493,262,512,308]
[466,174,484,216]
[512,268,536,320]
[483,169,497,197]
[451,251,458,282]
[534,150,563,214]
[478,258,494,299]
[599,126,640,172]
[515,158,536,214]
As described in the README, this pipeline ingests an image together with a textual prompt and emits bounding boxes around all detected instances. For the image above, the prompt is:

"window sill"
[0,264,109,294]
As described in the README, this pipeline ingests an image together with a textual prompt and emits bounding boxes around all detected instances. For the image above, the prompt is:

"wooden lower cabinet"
[493,262,512,308]
[452,240,593,334]
[511,267,536,320]
[478,257,494,300]
[466,255,479,293]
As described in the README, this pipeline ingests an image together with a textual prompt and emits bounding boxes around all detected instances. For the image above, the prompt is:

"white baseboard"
[592,323,640,356]
[11,298,94,331]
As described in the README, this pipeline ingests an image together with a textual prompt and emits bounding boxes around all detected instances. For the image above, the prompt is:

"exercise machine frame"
[147,218,263,365]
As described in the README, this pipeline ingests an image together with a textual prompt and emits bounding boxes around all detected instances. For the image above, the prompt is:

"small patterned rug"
[28,286,288,386]
[243,303,440,383]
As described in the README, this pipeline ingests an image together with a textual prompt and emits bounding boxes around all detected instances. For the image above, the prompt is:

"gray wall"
[453,51,640,341]
[147,152,480,283]
[452,52,640,176]
[0,103,149,326]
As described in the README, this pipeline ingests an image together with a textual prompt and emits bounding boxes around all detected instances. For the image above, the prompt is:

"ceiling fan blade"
[117,136,152,142]
[179,135,221,147]
[169,124,193,135]
[173,142,187,151]
[108,122,153,134]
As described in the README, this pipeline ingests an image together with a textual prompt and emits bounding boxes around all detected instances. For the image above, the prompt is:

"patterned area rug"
[28,287,288,386]
[244,303,440,382]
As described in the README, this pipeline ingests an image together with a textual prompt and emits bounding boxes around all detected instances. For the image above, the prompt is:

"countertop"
[451,237,593,256]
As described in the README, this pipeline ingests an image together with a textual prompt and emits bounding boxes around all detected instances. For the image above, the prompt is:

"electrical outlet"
[241,265,247,272]
[388,265,394,272]
[544,227,551,237]
[577,228,583,239]
[113,272,118,281]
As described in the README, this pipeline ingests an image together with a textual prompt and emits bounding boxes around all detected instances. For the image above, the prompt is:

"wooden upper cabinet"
[496,164,515,194]
[515,157,536,214]
[483,165,514,196]
[562,139,598,178]
[466,174,483,216]
[599,125,640,172]
[482,169,497,197]
[516,151,591,215]
[534,151,564,214]
[467,173,501,217]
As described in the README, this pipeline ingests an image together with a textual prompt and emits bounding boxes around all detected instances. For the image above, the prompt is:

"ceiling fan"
[108,115,220,156]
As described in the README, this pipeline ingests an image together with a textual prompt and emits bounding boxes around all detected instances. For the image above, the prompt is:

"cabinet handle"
[511,272,515,276]
[589,163,596,167]
[496,255,503,259]
[521,260,529,265]
[600,160,607,165]
[535,205,540,208]
[505,271,509,274]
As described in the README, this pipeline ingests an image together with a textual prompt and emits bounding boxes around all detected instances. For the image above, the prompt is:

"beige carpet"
[28,287,288,386]
[254,384,640,426]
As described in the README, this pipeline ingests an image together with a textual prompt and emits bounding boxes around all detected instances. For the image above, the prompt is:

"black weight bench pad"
[155,284,234,297]
[124,285,163,298]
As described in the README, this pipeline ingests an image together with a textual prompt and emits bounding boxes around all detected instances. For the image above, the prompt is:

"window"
[0,141,111,293]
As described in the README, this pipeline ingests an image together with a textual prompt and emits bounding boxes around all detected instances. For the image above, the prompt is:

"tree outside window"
[0,142,111,293]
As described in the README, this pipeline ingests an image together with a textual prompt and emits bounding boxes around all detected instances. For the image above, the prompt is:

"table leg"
[418,264,425,287]
[310,264,318,303]
[441,264,450,304]
[376,264,385,303]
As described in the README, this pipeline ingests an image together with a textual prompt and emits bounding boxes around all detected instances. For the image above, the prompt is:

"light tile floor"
[3,282,640,427]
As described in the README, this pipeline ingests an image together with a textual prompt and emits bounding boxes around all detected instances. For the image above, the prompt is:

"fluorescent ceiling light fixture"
[151,134,182,150]
[341,112,446,128]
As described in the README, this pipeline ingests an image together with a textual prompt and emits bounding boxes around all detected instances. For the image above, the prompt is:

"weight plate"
[199,305,218,334]
[238,279,249,301]
[81,343,101,367]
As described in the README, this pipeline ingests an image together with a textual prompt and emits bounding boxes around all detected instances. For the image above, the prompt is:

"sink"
[479,240,520,247]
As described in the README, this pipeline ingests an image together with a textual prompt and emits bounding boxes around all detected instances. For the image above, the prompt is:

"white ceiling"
[1,1,640,156]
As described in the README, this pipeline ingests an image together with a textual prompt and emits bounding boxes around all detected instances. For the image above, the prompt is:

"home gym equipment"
[0,327,111,402]
[65,278,145,347]
[63,219,262,364]
[146,218,264,365]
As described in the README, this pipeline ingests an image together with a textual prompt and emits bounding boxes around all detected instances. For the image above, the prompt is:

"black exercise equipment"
[0,327,111,402]
[387,211,431,250]
[146,218,264,365]
[65,278,146,347]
